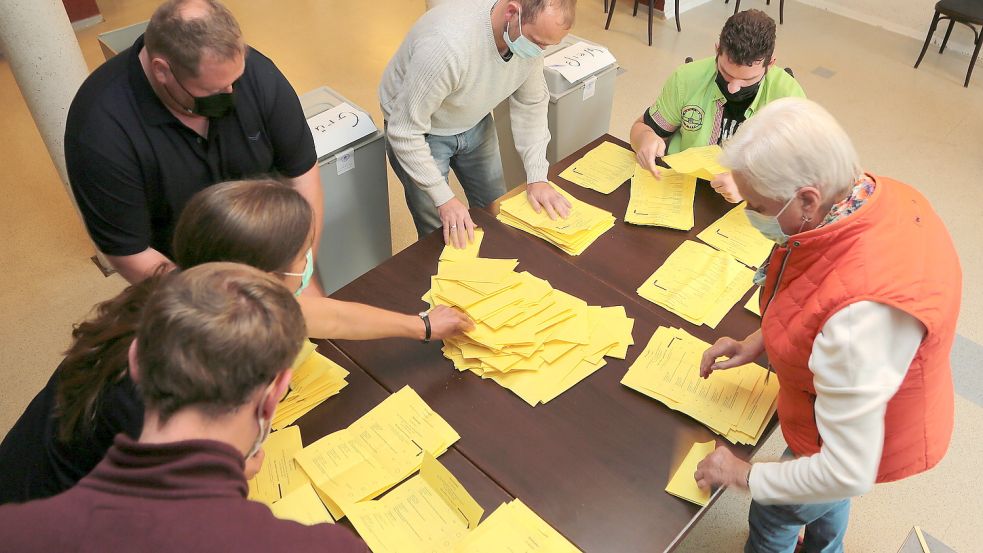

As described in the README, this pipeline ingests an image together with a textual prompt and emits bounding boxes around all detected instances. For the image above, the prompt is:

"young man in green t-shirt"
[629,9,804,203]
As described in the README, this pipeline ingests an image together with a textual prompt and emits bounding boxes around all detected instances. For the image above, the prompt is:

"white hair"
[720,98,862,202]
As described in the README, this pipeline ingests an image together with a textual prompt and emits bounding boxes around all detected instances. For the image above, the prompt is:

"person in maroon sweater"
[0,263,366,552]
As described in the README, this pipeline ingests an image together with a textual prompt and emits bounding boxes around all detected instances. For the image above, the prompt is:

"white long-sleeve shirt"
[379,0,551,207]
[749,301,926,504]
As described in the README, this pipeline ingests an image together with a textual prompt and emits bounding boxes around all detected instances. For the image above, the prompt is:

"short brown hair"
[136,263,307,423]
[144,0,244,77]
[718,9,776,66]
[172,179,313,274]
[519,0,577,27]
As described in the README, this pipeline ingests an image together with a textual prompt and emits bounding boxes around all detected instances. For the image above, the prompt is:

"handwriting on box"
[545,41,617,83]
[307,102,378,159]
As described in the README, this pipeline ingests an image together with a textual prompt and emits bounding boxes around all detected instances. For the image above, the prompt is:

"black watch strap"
[419,311,432,343]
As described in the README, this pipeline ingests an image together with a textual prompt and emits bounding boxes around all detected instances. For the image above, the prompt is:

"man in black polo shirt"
[66,0,322,284]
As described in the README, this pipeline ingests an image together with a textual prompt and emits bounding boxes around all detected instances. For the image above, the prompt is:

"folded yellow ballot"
[440,228,485,261]
[697,202,774,268]
[622,327,778,445]
[271,341,349,431]
[497,182,615,255]
[625,166,696,230]
[346,454,483,553]
[269,482,335,526]
[665,441,716,506]
[637,240,754,329]
[745,288,762,316]
[248,425,308,505]
[661,145,729,181]
[294,386,460,520]
[558,141,636,194]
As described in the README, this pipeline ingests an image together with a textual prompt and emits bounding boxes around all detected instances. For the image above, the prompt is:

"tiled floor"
[1,0,981,550]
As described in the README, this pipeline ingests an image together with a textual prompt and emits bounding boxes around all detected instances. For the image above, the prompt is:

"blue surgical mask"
[246,391,272,460]
[745,196,796,245]
[503,10,544,59]
[283,248,314,297]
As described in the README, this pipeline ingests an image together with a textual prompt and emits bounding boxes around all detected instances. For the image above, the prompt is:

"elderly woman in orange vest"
[694,98,960,553]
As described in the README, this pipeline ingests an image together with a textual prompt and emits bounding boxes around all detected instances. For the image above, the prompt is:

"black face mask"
[715,71,761,103]
[175,77,236,118]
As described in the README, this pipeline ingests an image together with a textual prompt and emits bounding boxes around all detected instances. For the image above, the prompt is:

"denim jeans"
[386,113,506,239]
[745,450,851,553]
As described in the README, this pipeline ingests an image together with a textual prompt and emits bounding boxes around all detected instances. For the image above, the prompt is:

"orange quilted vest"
[759,174,961,482]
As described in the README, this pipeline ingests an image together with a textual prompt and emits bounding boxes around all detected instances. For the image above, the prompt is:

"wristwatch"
[418,311,432,343]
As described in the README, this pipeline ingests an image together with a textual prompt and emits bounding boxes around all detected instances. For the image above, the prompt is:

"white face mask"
[744,195,796,245]
[245,391,271,460]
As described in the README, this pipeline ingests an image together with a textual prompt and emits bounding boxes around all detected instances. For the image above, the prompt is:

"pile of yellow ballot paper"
[697,202,774,268]
[625,166,697,230]
[558,141,636,194]
[294,386,460,520]
[661,145,729,180]
[622,327,778,445]
[426,232,635,407]
[347,453,580,553]
[271,340,350,431]
[497,182,615,255]
[637,240,754,329]
[248,425,335,526]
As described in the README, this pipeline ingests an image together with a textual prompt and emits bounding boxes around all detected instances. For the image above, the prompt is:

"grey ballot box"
[495,34,620,189]
[300,87,392,294]
[97,20,148,60]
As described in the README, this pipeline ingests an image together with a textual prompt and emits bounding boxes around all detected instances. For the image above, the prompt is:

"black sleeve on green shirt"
[643,108,675,139]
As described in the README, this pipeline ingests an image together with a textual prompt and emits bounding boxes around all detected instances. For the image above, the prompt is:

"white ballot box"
[495,35,620,189]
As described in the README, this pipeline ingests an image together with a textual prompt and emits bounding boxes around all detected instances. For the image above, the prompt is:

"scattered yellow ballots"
[272,340,349,431]
[637,240,754,329]
[665,440,717,506]
[497,182,615,255]
[558,141,636,194]
[269,482,335,526]
[293,386,460,520]
[621,327,778,445]
[348,454,580,553]
[697,202,774,268]
[661,145,729,180]
[248,425,308,505]
[745,288,762,316]
[428,239,635,407]
[440,228,485,261]
[625,166,697,230]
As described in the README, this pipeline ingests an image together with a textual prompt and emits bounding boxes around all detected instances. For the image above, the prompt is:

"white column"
[0,0,111,271]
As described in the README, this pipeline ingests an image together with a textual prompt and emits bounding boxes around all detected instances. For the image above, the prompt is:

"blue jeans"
[386,113,506,239]
[746,451,851,553]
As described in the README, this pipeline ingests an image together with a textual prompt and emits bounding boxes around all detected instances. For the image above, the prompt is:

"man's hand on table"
[526,181,572,220]
[426,305,475,340]
[438,197,476,249]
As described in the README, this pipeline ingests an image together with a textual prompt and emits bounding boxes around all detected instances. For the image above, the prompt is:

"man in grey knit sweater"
[381,0,576,248]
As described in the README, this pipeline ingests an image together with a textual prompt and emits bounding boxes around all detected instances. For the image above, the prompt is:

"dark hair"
[144,0,243,78]
[718,9,776,66]
[54,271,165,442]
[517,0,577,27]
[172,179,313,273]
[136,263,306,423]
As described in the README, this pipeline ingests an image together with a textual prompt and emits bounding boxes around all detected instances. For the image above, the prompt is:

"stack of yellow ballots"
[346,453,580,553]
[637,240,755,329]
[661,145,729,180]
[293,386,460,520]
[558,141,636,194]
[271,340,350,431]
[497,182,615,255]
[625,166,697,230]
[426,232,635,407]
[622,327,778,445]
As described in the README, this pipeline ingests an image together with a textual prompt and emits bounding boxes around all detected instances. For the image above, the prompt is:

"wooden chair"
[724,0,785,24]
[913,0,983,87]
[604,0,681,47]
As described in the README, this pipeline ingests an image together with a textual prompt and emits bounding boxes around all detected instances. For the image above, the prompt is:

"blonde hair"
[720,98,862,201]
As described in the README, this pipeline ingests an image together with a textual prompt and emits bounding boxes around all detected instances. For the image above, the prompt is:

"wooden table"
[303,134,773,553]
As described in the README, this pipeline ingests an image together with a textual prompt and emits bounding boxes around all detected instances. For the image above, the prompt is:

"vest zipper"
[761,242,798,381]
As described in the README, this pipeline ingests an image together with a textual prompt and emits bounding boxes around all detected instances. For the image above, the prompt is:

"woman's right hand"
[426,305,474,340]
[700,330,764,378]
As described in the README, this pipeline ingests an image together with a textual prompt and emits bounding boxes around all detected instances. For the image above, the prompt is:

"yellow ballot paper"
[665,441,716,506]
[456,499,581,552]
[497,182,615,255]
[269,482,335,526]
[637,240,755,328]
[622,327,779,445]
[272,342,350,431]
[661,145,729,180]
[294,386,460,519]
[440,228,485,261]
[247,425,308,505]
[625,167,697,230]
[346,454,484,553]
[745,288,762,316]
[558,141,636,194]
[697,202,774,268]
